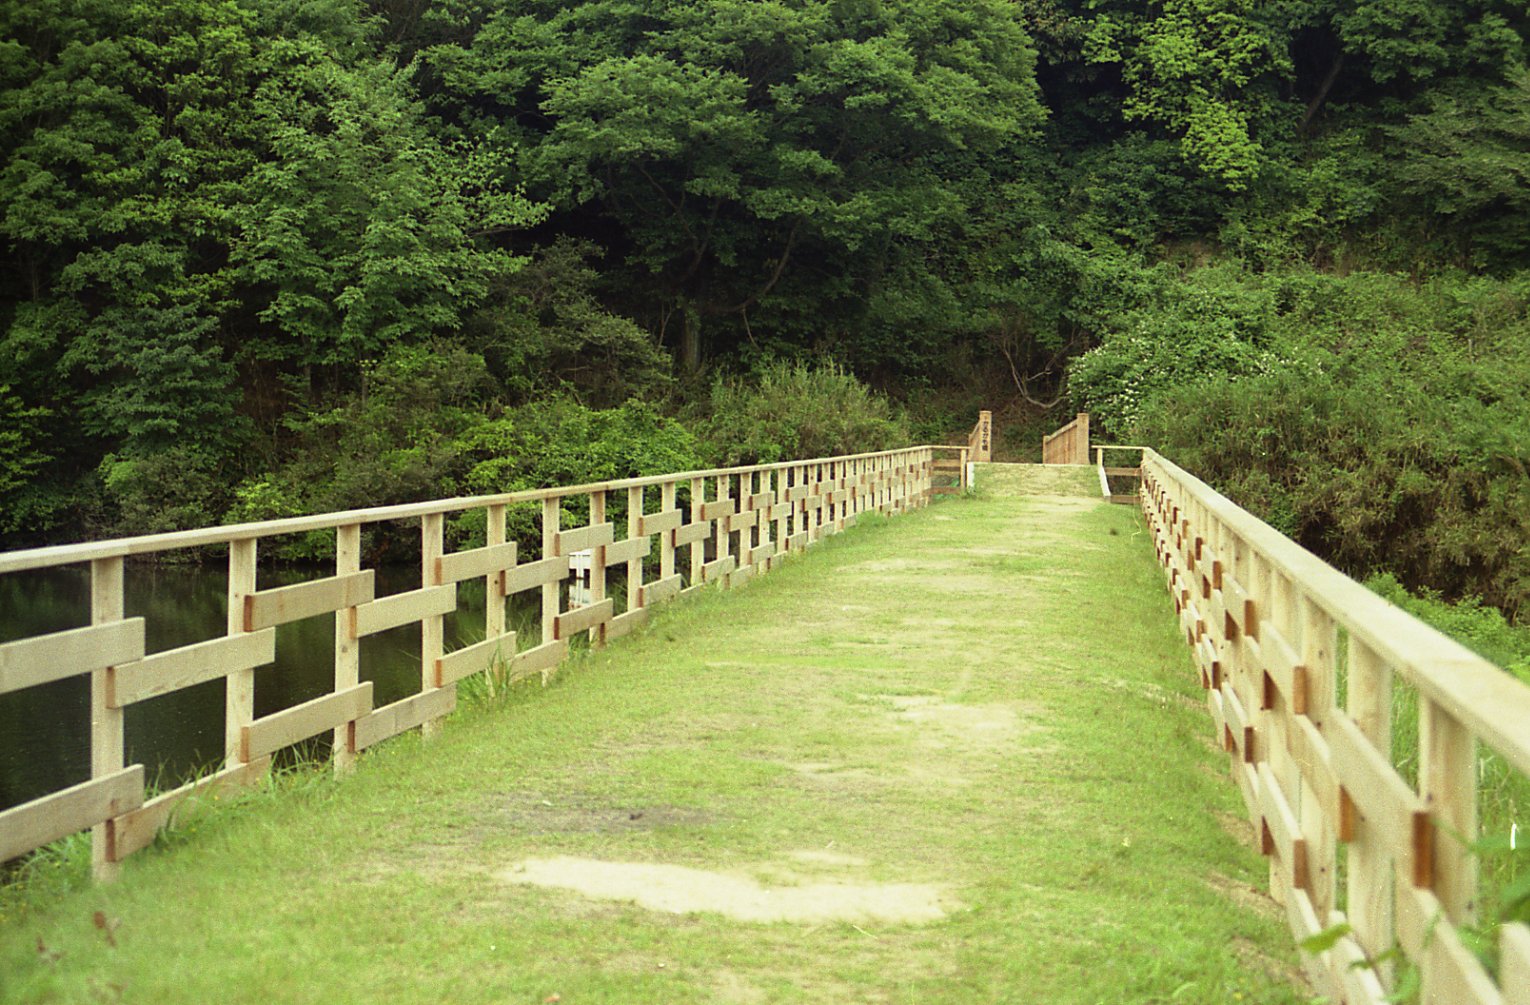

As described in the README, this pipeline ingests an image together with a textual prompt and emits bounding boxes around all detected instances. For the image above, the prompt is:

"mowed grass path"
[1,485,1309,1004]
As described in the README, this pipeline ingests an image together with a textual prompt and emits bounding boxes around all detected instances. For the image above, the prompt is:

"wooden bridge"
[0,418,1526,1005]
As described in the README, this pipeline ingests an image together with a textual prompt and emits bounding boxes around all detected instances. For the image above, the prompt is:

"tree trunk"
[679,302,702,375]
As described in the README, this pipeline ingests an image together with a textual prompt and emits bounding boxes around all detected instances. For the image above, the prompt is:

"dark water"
[0,562,573,811]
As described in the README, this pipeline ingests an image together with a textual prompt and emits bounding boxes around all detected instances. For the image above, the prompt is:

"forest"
[1,0,1527,633]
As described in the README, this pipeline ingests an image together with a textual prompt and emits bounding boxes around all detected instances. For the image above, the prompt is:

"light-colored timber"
[239,684,374,763]
[354,585,458,638]
[0,619,146,697]
[1139,440,1529,1005]
[354,687,457,752]
[434,633,517,687]
[435,541,518,584]
[244,572,375,632]
[110,630,276,707]
[0,767,144,865]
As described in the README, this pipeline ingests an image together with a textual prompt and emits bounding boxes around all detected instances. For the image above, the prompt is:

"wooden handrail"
[1140,447,1530,1005]
[0,445,939,876]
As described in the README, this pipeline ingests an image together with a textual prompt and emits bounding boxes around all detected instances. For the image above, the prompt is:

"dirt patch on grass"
[1233,935,1309,991]
[499,856,949,924]
[1204,871,1281,923]
[479,798,714,835]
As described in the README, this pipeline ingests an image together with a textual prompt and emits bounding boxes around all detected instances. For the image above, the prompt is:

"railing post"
[541,497,560,677]
[1345,636,1394,979]
[333,523,361,775]
[659,481,676,582]
[689,477,704,585]
[590,490,608,647]
[485,503,507,640]
[226,538,257,768]
[90,556,125,881]
[420,512,445,737]
[627,485,644,614]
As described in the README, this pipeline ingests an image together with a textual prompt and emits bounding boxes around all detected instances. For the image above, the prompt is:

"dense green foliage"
[2,0,1528,624]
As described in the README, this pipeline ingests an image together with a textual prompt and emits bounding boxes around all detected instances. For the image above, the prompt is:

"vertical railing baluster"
[90,556,125,881]
[1420,700,1477,925]
[485,503,507,642]
[1346,637,1395,984]
[333,523,361,774]
[714,473,729,577]
[590,490,607,647]
[660,481,676,582]
[627,485,643,615]
[542,497,560,672]
[420,513,444,737]
[226,538,257,769]
[689,477,704,585]
[1298,597,1339,934]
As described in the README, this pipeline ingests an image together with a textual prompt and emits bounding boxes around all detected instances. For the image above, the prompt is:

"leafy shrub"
[697,360,912,465]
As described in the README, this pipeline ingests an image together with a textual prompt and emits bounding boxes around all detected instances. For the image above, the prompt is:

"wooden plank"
[1222,684,1251,758]
[554,522,614,555]
[606,608,648,641]
[703,555,736,583]
[434,632,517,686]
[639,574,683,607]
[603,536,652,567]
[1423,909,1505,1005]
[1258,762,1308,890]
[553,599,614,640]
[508,640,567,683]
[240,683,373,762]
[700,498,736,520]
[355,585,458,638]
[1104,466,1141,477]
[1283,890,1340,1003]
[1328,713,1429,877]
[111,758,269,861]
[110,630,275,707]
[501,556,569,596]
[636,509,682,537]
[672,521,713,547]
[729,564,756,588]
[1285,715,1340,824]
[788,531,808,551]
[1503,923,1530,1005]
[244,572,374,632]
[747,491,775,510]
[726,510,760,533]
[435,542,518,584]
[354,687,457,752]
[0,766,144,864]
[0,619,145,697]
[785,485,811,502]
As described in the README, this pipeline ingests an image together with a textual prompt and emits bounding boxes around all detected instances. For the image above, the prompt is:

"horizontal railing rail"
[0,445,938,878]
[1141,448,1530,1005]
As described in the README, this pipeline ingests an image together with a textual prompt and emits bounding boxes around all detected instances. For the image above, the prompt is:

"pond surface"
[0,561,574,811]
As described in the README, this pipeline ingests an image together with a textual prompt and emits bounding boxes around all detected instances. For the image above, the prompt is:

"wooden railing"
[1142,449,1530,1005]
[967,410,992,463]
[1042,412,1089,464]
[0,446,935,879]
[1093,444,1144,506]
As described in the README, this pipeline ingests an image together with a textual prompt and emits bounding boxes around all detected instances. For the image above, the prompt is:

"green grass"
[0,495,1309,1005]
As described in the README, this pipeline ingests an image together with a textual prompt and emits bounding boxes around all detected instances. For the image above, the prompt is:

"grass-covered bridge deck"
[0,468,1308,1004]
